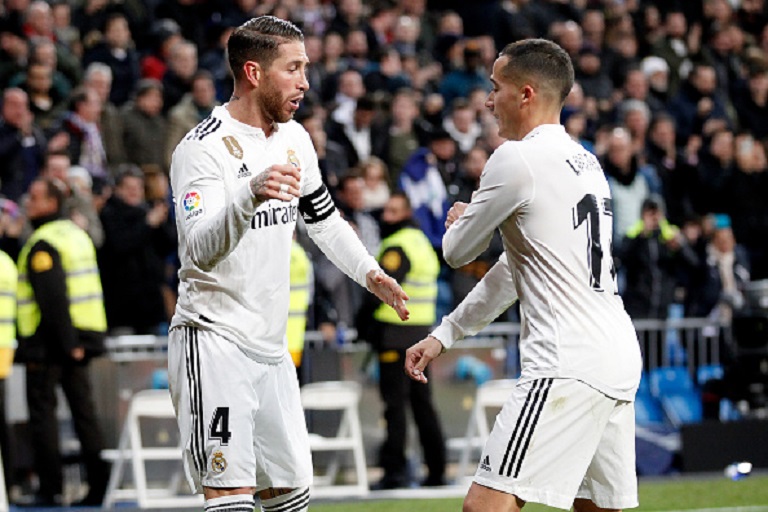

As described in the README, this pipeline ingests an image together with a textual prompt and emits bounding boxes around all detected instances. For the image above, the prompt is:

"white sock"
[260,487,310,512]
[204,493,255,512]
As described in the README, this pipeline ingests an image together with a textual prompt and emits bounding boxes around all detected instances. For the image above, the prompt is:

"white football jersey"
[435,124,642,400]
[170,105,378,362]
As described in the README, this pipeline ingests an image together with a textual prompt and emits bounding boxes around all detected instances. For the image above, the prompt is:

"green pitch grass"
[312,474,768,511]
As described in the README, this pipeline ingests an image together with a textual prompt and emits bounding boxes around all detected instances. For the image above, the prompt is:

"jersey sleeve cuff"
[431,318,464,350]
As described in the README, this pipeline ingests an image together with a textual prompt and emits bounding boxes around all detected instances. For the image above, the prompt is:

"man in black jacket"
[15,177,109,506]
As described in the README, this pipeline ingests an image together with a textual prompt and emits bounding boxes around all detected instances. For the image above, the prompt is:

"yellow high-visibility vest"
[374,227,438,326]
[0,249,16,378]
[287,240,311,367]
[17,220,107,337]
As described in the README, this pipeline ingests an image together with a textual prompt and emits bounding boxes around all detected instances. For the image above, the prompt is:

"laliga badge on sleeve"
[182,190,204,222]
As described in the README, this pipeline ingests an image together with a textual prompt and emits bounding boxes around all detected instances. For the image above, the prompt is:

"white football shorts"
[473,378,638,510]
[168,326,312,493]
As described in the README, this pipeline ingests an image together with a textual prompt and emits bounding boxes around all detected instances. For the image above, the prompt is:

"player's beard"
[259,80,293,124]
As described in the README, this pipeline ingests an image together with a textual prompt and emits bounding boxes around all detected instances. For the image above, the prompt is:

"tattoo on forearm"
[250,172,269,198]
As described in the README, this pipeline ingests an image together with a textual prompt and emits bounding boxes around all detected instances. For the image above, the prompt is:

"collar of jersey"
[522,124,565,141]
[217,104,280,140]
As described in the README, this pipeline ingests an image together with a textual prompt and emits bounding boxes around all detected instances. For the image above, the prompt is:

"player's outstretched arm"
[366,269,410,321]
[405,335,444,384]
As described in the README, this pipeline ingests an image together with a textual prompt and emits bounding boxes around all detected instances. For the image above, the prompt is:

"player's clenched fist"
[250,163,301,202]
[445,201,468,229]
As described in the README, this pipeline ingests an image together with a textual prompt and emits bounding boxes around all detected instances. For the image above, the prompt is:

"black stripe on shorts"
[498,378,554,478]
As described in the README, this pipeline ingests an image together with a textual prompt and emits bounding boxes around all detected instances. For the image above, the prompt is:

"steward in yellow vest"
[357,192,446,489]
[0,249,16,377]
[0,248,16,489]
[15,178,109,506]
[287,239,312,367]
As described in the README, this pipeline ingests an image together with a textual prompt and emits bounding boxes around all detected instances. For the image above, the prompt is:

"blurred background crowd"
[0,0,767,342]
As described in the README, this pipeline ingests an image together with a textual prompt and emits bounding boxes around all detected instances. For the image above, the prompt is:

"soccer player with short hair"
[405,39,642,512]
[168,16,409,512]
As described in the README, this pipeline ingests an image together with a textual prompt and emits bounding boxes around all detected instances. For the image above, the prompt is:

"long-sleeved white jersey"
[169,105,379,362]
[431,124,642,401]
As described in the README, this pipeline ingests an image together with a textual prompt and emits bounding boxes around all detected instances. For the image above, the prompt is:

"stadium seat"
[102,390,202,509]
[649,367,702,427]
[635,392,667,426]
[696,364,724,386]
[448,379,516,480]
[300,381,368,497]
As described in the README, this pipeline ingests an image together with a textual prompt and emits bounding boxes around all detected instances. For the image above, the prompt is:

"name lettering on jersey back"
[251,203,298,229]
[566,152,602,176]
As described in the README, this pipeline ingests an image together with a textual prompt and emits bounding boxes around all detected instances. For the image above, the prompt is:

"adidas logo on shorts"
[237,163,252,178]
[480,455,492,472]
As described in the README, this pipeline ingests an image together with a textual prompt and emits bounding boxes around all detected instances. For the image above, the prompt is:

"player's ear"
[520,84,535,105]
[244,61,262,86]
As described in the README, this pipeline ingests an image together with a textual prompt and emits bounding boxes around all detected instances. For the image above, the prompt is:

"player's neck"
[514,109,562,140]
[226,93,276,137]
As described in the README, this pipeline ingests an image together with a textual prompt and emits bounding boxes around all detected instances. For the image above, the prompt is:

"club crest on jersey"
[183,190,204,221]
[222,136,243,159]
[211,451,227,474]
[287,149,300,168]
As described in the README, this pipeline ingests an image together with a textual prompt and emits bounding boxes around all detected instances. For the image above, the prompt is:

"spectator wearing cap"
[83,13,140,106]
[439,40,490,105]
[641,55,672,107]
[617,195,692,321]
[326,94,387,169]
[121,79,167,172]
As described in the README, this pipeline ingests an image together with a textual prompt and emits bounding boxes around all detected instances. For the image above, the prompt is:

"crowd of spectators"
[1,0,768,339]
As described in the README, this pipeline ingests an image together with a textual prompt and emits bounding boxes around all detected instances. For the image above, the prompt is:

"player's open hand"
[446,201,468,229]
[405,335,444,384]
[366,269,410,321]
[250,164,301,202]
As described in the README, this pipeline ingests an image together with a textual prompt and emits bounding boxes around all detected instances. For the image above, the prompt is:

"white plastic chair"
[300,381,368,497]
[102,390,203,508]
[0,446,7,512]
[448,379,517,479]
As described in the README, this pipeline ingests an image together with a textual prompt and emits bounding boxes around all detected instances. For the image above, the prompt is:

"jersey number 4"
[209,407,232,445]
[572,194,617,293]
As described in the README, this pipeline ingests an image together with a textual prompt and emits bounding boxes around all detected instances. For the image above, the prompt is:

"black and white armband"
[299,184,334,224]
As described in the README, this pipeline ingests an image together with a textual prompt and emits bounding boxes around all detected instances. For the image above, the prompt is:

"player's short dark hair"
[227,16,304,80]
[498,39,574,105]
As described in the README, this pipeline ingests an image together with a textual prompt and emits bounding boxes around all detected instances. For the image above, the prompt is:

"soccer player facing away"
[405,39,642,512]
[168,16,409,512]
